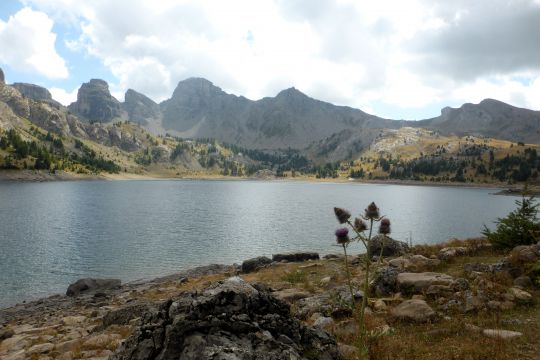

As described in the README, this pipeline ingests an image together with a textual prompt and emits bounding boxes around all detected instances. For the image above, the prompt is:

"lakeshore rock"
[369,235,409,258]
[389,299,437,323]
[241,256,272,273]
[397,272,454,293]
[112,277,339,360]
[272,252,320,262]
[66,278,121,297]
[438,247,468,260]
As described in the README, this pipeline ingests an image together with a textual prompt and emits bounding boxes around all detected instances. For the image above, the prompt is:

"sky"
[1,0,540,119]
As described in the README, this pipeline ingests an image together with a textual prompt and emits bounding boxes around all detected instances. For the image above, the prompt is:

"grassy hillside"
[339,127,540,185]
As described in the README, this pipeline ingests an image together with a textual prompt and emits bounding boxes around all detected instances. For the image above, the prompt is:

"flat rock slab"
[482,329,523,340]
[397,272,454,293]
[390,299,437,323]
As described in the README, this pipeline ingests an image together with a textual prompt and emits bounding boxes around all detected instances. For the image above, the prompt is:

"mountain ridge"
[7,71,540,151]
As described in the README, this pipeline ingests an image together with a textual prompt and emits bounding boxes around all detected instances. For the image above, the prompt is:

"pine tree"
[482,192,540,249]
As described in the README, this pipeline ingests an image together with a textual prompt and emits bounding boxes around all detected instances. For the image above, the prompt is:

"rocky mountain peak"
[0,68,4,85]
[68,79,123,123]
[170,77,225,99]
[123,89,159,125]
[12,83,59,106]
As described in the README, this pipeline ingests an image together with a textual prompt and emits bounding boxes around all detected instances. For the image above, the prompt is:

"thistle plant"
[333,202,391,354]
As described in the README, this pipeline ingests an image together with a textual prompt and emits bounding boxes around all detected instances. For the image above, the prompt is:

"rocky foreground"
[1,240,540,359]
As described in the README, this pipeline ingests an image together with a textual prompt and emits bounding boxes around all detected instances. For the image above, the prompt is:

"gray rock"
[0,68,4,85]
[397,272,454,293]
[370,266,400,296]
[511,244,540,263]
[102,303,154,328]
[438,247,468,260]
[112,277,339,360]
[513,276,533,288]
[272,252,320,262]
[389,299,437,323]
[241,256,272,273]
[369,235,409,258]
[66,278,121,297]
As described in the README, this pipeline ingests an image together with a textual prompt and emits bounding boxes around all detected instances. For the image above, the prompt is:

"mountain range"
[5,68,540,159]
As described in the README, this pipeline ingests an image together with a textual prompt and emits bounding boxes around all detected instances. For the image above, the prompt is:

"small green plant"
[482,191,540,249]
[333,202,391,358]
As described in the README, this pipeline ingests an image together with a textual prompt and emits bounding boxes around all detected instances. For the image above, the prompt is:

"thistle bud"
[379,218,391,235]
[354,217,367,232]
[365,202,380,220]
[335,227,350,244]
[334,207,351,224]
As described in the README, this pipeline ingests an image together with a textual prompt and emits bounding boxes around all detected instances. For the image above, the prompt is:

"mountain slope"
[418,99,540,143]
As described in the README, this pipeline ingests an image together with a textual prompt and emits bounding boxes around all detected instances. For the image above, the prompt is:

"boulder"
[389,299,437,323]
[370,266,400,296]
[513,276,533,288]
[438,247,468,260]
[511,244,540,264]
[272,252,320,262]
[369,235,409,258]
[112,277,339,360]
[66,278,121,297]
[241,256,272,273]
[397,272,454,293]
[508,287,532,302]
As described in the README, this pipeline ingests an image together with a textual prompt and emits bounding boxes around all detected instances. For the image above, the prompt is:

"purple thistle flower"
[365,202,380,220]
[335,227,350,244]
[334,207,351,224]
[379,218,391,235]
[354,217,368,232]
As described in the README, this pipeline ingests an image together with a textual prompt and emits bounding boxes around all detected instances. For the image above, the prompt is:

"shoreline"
[0,169,530,193]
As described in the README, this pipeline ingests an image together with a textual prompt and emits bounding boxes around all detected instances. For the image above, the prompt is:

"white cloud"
[19,0,540,117]
[0,7,68,79]
[49,86,77,105]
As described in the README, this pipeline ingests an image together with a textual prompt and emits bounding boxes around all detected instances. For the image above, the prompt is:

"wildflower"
[354,217,368,232]
[379,218,391,235]
[335,227,350,244]
[365,202,380,220]
[334,207,351,224]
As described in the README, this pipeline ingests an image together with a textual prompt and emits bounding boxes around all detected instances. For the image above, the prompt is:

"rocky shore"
[1,242,539,359]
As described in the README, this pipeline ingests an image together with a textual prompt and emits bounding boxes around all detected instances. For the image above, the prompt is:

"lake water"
[0,180,517,308]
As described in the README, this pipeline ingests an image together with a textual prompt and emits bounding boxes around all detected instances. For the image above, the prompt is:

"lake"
[0,180,517,308]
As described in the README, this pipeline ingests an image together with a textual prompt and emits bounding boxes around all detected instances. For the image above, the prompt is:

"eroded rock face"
[0,68,4,85]
[68,79,123,122]
[112,277,340,360]
[12,83,61,107]
[123,89,160,125]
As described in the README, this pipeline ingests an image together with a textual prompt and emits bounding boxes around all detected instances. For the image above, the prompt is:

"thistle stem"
[342,244,355,310]
[378,234,385,264]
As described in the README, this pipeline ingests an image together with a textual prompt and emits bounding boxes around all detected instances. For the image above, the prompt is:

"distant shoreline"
[0,169,533,195]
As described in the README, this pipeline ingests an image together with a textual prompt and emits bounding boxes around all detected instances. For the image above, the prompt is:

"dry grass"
[235,245,540,360]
